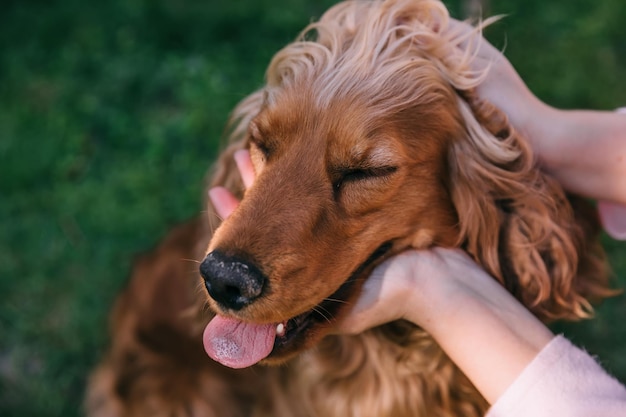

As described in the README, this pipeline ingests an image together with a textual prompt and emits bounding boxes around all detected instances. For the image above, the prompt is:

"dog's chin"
[260,241,395,365]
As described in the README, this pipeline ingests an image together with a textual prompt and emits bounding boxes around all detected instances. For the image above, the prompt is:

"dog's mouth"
[202,242,393,369]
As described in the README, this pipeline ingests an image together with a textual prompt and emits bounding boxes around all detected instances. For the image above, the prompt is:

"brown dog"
[86,1,612,416]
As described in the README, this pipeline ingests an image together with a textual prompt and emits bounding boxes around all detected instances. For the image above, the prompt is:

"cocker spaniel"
[87,1,612,416]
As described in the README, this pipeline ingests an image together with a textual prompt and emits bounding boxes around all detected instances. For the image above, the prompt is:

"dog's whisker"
[312,305,333,324]
[203,211,227,235]
[323,297,349,305]
[208,221,216,235]
[199,302,214,315]
[207,211,226,223]
[180,258,201,264]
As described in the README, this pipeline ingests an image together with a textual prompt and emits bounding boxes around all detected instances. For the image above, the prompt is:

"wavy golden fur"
[87,1,612,416]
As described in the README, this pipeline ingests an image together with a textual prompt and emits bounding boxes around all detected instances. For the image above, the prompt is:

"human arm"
[449,20,626,206]
[486,335,626,417]
[532,108,626,205]
[337,250,626,414]
[335,248,554,405]
[337,247,626,415]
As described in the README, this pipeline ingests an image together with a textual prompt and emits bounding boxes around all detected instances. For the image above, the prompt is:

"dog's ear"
[204,90,265,231]
[208,90,265,193]
[448,91,612,321]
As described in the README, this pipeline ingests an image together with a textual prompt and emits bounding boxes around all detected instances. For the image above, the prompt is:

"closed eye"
[248,121,271,160]
[250,138,271,159]
[333,166,398,191]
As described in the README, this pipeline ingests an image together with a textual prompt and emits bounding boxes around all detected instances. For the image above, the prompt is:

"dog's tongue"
[203,315,276,369]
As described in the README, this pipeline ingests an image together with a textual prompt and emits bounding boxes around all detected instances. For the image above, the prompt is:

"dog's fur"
[86,1,613,416]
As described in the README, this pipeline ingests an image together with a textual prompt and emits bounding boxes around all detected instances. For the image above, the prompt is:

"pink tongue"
[203,315,276,369]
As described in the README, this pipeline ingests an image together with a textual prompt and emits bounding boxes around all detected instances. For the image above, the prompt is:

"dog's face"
[202,79,462,365]
[198,0,609,369]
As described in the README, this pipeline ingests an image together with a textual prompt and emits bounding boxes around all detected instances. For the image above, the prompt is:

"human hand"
[449,19,626,239]
[597,107,626,240]
[336,245,554,405]
[340,245,554,404]
[336,248,486,335]
[448,19,554,155]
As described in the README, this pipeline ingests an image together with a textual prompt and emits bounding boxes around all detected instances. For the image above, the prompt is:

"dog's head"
[200,0,610,368]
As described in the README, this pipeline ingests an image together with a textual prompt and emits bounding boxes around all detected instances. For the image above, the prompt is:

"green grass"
[1,0,625,416]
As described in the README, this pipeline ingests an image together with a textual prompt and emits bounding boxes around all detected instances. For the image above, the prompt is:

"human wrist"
[400,253,553,357]
[416,274,554,404]
[408,274,490,341]
[398,252,473,333]
[524,104,569,174]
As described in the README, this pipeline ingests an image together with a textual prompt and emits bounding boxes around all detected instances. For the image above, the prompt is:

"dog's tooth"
[276,323,285,336]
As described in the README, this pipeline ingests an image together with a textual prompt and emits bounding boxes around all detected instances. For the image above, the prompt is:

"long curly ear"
[448,91,612,321]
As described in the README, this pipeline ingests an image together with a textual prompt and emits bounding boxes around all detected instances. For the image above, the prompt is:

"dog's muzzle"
[199,250,267,311]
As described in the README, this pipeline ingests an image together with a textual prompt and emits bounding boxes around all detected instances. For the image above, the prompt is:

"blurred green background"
[1,0,624,415]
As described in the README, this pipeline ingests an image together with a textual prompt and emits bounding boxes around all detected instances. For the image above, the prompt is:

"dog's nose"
[199,250,267,310]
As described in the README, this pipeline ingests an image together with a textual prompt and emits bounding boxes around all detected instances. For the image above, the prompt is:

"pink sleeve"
[486,335,626,417]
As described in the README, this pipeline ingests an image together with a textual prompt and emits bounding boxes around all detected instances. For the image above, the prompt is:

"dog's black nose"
[199,250,267,311]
